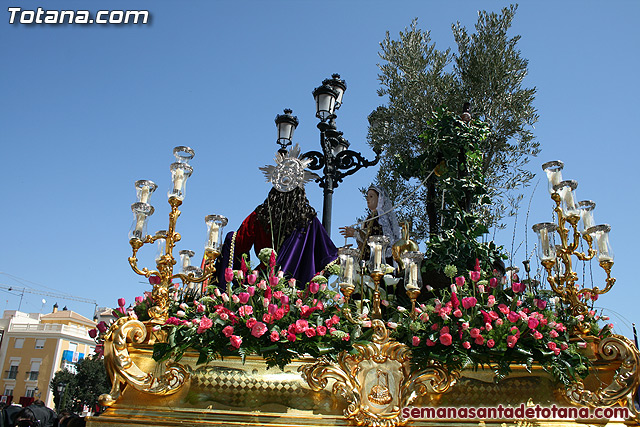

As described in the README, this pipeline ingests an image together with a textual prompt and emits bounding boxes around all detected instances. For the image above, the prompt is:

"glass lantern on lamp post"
[274,74,380,236]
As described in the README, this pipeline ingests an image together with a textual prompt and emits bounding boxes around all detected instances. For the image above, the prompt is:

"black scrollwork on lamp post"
[274,74,380,236]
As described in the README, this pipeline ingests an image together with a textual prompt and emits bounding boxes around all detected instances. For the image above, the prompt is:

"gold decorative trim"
[99,318,189,406]
[565,334,640,422]
[300,320,458,427]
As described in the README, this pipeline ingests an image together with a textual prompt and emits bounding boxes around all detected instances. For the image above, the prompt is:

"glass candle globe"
[532,222,557,261]
[154,230,167,262]
[129,202,154,240]
[367,235,390,273]
[338,247,360,291]
[577,200,596,235]
[553,180,580,219]
[587,224,614,262]
[173,146,195,164]
[168,162,193,201]
[135,180,157,204]
[542,160,564,195]
[204,214,228,256]
[401,251,424,291]
[179,249,195,273]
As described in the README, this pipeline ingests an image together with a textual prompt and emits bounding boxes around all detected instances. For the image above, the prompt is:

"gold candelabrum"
[337,237,424,325]
[534,160,616,334]
[127,146,228,324]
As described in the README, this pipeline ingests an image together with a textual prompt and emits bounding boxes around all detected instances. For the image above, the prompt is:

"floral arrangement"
[390,261,611,385]
[90,250,613,384]
[149,251,365,369]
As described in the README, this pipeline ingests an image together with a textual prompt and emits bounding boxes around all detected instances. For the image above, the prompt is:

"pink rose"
[453,309,463,318]
[489,277,498,288]
[251,322,268,338]
[470,271,481,282]
[225,268,234,283]
[560,342,568,350]
[309,281,320,294]
[477,285,485,293]
[487,339,495,348]
[475,335,484,345]
[270,331,280,342]
[528,317,539,329]
[305,328,316,338]
[262,313,273,324]
[460,341,470,349]
[461,322,469,330]
[197,304,205,313]
[197,316,213,334]
[219,312,229,320]
[455,276,466,287]
[268,304,278,315]
[269,276,279,287]
[412,336,420,346]
[470,328,480,338]
[295,319,309,334]
[426,339,436,347]
[135,296,144,304]
[238,292,250,304]
[461,297,477,309]
[230,335,242,349]
[88,329,97,338]
[439,333,453,346]
[507,311,520,323]
[495,318,503,326]
[246,317,257,328]
[498,304,510,315]
[535,299,547,310]
[550,329,559,338]
[533,330,543,340]
[222,326,234,337]
[287,333,296,342]
[547,342,557,351]
[317,325,327,336]
[512,282,525,293]
[238,305,253,317]
[507,335,518,348]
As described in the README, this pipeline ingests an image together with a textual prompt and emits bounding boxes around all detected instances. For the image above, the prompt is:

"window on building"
[68,342,78,353]
[14,338,24,349]
[4,387,13,396]
[28,361,40,381]
[25,388,35,398]
[35,339,45,349]
[6,363,19,380]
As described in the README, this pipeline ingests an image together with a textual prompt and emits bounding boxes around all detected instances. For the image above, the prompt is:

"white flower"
[177,310,186,318]
[387,322,398,329]
[397,306,406,313]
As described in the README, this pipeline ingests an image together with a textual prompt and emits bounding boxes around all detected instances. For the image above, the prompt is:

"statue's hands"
[339,226,356,238]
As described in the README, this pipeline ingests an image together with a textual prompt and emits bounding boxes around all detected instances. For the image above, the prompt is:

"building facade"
[0,306,96,408]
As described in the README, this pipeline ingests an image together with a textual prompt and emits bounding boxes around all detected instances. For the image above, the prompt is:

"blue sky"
[2,1,639,337]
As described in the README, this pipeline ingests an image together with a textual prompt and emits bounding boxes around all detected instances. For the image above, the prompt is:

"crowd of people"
[0,401,86,427]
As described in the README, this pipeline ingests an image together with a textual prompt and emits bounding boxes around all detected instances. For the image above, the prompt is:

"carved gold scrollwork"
[98,318,189,406]
[300,320,458,427]
[565,334,640,422]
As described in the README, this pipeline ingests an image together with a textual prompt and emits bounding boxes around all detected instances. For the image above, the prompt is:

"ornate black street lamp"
[274,74,380,236]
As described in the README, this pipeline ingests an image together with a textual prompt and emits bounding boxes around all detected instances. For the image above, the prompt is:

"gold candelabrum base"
[128,196,220,324]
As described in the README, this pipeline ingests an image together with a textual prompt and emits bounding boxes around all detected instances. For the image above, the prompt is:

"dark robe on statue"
[214,212,337,287]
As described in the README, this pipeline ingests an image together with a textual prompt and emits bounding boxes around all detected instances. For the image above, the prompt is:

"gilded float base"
[86,345,634,427]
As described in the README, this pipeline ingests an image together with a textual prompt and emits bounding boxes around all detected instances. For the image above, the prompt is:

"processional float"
[88,80,640,427]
